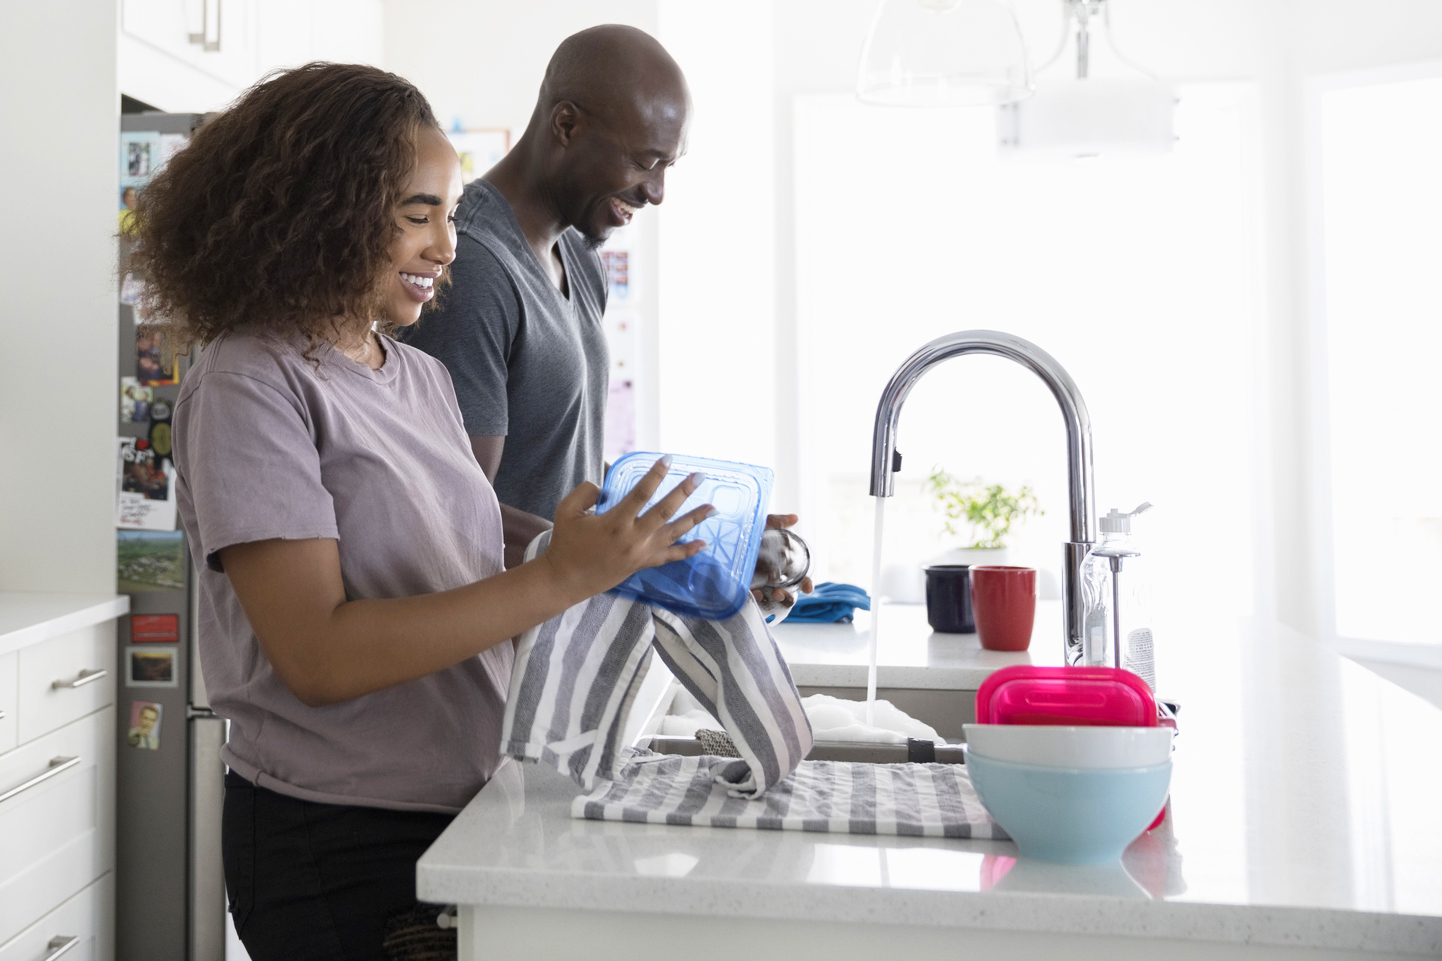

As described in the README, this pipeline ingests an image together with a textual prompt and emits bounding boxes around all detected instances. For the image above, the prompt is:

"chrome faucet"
[869,330,1097,664]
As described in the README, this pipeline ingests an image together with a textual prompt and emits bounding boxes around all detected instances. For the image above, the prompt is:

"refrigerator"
[116,111,228,961]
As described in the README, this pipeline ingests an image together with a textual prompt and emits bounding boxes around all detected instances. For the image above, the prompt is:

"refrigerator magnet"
[117,530,185,592]
[120,377,152,424]
[131,614,180,644]
[127,700,163,750]
[148,398,173,462]
[116,438,178,532]
[127,645,178,688]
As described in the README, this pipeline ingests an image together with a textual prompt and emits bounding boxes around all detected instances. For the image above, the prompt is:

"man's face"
[138,707,158,734]
[555,98,689,246]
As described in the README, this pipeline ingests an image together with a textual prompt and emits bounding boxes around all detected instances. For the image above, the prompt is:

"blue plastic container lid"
[597,452,774,621]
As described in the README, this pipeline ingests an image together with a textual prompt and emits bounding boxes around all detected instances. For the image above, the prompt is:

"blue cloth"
[787,582,871,623]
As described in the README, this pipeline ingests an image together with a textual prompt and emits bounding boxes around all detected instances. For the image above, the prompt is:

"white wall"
[0,0,119,593]
[654,1,777,471]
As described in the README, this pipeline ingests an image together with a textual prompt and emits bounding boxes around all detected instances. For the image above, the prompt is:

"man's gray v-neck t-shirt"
[398,179,608,520]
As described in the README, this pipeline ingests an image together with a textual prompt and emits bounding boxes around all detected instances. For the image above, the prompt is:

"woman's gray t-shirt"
[174,328,511,813]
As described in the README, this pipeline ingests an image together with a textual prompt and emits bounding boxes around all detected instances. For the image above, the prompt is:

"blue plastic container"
[965,751,1172,864]
[598,452,774,621]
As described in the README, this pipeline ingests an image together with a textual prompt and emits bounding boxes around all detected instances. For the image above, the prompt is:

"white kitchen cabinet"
[0,874,113,961]
[0,595,124,961]
[0,708,115,948]
[121,0,258,91]
[0,653,15,755]
[120,0,383,113]
[16,623,115,746]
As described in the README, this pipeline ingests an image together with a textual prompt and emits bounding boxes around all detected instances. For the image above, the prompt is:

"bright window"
[793,85,1264,640]
[1315,66,1442,646]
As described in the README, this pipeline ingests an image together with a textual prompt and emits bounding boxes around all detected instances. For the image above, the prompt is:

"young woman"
[130,63,712,961]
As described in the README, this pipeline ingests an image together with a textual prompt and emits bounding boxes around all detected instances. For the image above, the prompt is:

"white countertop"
[773,600,1065,690]
[0,591,131,657]
[419,605,1442,955]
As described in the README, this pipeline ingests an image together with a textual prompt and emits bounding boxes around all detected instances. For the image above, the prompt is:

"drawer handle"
[0,756,81,804]
[52,668,107,690]
[44,935,79,961]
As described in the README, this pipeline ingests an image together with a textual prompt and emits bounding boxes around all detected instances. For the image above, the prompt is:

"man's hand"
[751,513,814,607]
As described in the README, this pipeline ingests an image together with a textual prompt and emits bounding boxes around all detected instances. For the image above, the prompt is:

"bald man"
[399,25,690,567]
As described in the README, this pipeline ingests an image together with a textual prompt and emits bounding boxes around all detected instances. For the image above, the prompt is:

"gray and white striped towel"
[501,531,814,799]
[573,750,1009,839]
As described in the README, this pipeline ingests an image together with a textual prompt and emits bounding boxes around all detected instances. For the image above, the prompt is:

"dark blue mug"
[924,564,975,634]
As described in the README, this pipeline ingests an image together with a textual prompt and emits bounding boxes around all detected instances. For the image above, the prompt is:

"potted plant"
[925,468,1043,567]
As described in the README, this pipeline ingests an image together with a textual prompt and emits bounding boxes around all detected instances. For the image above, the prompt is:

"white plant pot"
[879,563,927,604]
[930,546,1011,568]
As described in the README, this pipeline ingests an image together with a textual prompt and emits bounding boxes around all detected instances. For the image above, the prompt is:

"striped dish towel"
[573,751,1009,839]
[501,532,814,799]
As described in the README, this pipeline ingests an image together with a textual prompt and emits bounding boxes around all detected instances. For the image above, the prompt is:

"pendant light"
[998,0,1176,160]
[857,0,1033,107]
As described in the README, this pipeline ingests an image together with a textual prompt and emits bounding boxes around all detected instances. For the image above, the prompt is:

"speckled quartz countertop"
[419,604,1442,957]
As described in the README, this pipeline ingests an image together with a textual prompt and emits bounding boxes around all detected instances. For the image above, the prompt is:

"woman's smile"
[400,270,439,303]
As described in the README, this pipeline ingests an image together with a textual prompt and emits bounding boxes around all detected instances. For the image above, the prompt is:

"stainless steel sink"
[644,734,967,764]
[639,678,976,764]
[796,685,976,743]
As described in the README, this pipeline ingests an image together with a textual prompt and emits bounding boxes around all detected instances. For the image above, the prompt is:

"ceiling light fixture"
[857,0,1033,107]
[998,0,1176,160]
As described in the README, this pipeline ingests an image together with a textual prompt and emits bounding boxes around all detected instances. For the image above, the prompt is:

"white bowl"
[963,724,1173,769]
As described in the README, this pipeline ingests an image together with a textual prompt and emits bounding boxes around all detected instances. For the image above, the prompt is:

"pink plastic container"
[974,665,1167,831]
[975,666,1158,727]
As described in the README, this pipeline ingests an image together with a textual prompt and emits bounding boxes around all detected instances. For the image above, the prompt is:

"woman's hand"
[540,456,715,604]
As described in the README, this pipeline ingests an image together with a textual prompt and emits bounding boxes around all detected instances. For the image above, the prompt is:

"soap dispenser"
[1080,503,1156,688]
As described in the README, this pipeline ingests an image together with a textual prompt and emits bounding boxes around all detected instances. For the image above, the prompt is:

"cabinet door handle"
[52,668,107,690]
[0,708,6,720]
[0,756,81,804]
[44,935,80,961]
[188,0,221,52]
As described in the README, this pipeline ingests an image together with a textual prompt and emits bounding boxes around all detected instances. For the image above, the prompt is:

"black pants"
[223,771,457,961]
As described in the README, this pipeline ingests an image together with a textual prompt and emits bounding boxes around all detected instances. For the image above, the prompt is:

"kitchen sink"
[636,676,977,764]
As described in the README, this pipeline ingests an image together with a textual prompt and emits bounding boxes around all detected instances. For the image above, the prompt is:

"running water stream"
[865,495,885,725]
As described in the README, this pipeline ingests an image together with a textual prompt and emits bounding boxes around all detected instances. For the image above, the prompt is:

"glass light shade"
[997,78,1176,160]
[857,0,1033,107]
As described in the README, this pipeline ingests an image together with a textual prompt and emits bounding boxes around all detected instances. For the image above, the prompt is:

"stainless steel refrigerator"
[116,110,227,961]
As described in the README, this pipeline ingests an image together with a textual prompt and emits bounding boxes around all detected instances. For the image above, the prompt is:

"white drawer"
[0,709,115,947]
[16,624,115,746]
[0,872,112,961]
[0,653,15,755]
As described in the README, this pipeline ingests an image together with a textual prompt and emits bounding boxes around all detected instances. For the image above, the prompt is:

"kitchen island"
[418,602,1442,960]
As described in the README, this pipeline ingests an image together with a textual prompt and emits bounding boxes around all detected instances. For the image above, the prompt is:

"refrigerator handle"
[190,715,227,961]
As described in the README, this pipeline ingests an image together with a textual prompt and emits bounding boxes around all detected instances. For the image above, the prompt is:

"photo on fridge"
[135,320,179,386]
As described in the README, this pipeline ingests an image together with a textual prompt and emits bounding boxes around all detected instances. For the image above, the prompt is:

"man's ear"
[551,101,582,148]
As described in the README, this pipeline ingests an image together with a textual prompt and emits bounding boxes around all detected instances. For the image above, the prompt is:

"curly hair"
[129,62,441,349]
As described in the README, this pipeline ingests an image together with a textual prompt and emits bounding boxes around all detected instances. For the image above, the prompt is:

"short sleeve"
[174,370,339,571]
[399,239,520,437]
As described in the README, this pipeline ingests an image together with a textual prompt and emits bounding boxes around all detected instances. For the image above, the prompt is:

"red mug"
[970,566,1037,652]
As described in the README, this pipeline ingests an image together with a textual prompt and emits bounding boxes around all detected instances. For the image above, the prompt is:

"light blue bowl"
[966,751,1172,864]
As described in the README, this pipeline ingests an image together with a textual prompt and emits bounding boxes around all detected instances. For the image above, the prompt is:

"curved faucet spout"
[868,330,1096,662]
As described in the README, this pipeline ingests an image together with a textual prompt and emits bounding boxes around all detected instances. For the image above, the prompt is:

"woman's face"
[386,125,463,327]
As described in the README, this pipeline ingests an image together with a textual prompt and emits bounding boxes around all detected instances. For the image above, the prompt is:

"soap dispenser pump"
[1081,503,1156,686]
